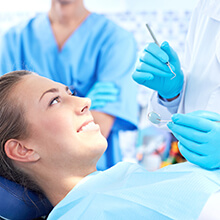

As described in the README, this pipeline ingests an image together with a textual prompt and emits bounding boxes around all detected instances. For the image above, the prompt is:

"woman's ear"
[4,139,40,162]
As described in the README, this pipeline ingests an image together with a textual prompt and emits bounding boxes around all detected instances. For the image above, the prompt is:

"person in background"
[0,70,220,220]
[132,0,220,170]
[0,0,138,170]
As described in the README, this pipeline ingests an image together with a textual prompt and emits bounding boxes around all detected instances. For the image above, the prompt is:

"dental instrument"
[145,24,176,79]
[148,111,171,124]
[148,111,220,125]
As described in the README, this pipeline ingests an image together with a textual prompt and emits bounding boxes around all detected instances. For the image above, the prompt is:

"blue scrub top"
[47,162,220,220]
[0,13,139,170]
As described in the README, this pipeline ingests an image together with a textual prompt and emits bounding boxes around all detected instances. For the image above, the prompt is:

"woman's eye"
[50,96,60,106]
[71,90,77,96]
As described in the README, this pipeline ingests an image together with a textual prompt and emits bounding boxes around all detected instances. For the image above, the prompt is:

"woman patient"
[0,70,220,220]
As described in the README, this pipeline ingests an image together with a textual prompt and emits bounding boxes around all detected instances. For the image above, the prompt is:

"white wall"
[0,0,50,12]
[85,0,198,13]
[0,0,198,13]
[125,0,198,11]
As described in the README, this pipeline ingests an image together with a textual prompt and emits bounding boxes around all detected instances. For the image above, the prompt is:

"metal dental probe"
[145,24,176,79]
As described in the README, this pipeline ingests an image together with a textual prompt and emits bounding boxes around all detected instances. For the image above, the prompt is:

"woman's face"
[14,74,107,172]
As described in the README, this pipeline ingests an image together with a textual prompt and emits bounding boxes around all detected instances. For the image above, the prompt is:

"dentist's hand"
[86,82,119,109]
[167,111,220,170]
[132,41,184,99]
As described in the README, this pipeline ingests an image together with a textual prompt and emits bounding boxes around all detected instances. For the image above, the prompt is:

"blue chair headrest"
[0,176,53,220]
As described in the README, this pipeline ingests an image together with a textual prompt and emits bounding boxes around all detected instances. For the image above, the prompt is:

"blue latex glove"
[86,82,119,109]
[167,110,220,170]
[132,41,184,99]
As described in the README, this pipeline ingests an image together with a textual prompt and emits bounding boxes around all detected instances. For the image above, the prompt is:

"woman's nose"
[74,97,91,114]
[81,98,91,113]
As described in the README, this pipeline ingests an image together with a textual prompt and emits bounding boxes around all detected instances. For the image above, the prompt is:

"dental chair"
[0,176,53,220]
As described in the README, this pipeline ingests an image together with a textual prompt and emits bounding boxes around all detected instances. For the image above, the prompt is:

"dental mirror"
[148,111,172,124]
[148,111,220,125]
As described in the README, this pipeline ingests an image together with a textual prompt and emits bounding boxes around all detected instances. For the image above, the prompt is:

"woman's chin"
[96,135,108,152]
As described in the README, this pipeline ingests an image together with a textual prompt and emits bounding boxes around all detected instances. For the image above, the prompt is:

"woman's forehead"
[25,74,56,85]
[19,75,60,92]
[12,75,60,104]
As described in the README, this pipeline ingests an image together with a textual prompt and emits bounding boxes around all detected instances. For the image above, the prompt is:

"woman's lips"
[77,121,100,133]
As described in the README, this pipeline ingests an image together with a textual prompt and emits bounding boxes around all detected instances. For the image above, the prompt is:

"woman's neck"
[33,165,97,206]
[42,175,84,206]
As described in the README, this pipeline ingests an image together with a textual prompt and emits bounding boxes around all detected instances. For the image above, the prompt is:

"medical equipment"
[148,111,171,124]
[148,110,220,125]
[145,24,176,79]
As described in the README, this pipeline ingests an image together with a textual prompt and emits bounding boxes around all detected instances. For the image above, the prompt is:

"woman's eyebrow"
[39,86,69,102]
[39,88,59,102]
